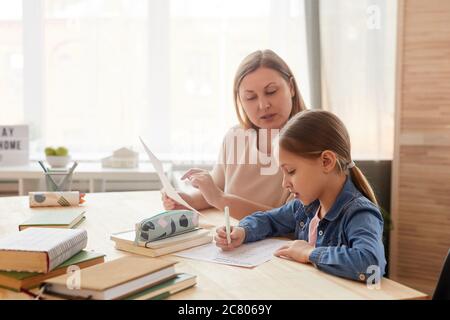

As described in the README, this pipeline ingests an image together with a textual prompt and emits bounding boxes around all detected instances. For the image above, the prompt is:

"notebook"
[43,256,177,300]
[19,210,86,231]
[123,273,196,300]
[0,250,105,292]
[174,238,290,268]
[0,228,88,273]
[111,229,212,257]
[112,228,211,249]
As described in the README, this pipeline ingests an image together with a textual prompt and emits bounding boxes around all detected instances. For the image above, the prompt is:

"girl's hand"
[274,240,315,264]
[181,168,224,208]
[214,226,246,251]
[161,190,189,210]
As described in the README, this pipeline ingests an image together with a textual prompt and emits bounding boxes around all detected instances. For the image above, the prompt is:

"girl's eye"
[246,96,256,101]
[266,90,277,95]
[287,169,296,175]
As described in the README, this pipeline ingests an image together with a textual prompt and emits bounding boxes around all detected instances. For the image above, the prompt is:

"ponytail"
[349,166,378,206]
[279,110,379,206]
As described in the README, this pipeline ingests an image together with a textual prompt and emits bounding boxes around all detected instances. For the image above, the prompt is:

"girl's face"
[279,147,331,206]
[238,67,295,129]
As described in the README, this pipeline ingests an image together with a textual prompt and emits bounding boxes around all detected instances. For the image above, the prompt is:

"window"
[0,0,310,163]
[43,0,150,158]
[0,0,22,124]
[319,0,397,159]
[0,0,396,163]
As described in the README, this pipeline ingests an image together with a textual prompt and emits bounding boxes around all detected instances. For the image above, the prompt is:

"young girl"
[163,50,307,219]
[215,110,386,282]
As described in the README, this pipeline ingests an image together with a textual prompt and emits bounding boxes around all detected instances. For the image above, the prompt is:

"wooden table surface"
[0,191,428,300]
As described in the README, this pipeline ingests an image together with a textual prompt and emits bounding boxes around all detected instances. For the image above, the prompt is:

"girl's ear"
[320,150,337,174]
[289,77,296,98]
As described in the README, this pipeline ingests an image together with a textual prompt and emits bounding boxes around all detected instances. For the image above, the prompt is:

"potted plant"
[44,146,71,168]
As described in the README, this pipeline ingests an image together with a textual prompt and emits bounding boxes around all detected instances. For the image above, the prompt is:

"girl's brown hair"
[233,49,307,129]
[279,110,378,206]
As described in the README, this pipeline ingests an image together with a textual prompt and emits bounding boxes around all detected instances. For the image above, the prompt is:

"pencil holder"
[44,170,73,192]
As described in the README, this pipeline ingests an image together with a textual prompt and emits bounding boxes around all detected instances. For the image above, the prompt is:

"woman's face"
[238,67,295,129]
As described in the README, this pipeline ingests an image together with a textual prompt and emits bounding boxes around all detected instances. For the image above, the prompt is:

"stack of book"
[0,250,104,292]
[42,256,196,300]
[111,228,213,257]
[0,228,104,292]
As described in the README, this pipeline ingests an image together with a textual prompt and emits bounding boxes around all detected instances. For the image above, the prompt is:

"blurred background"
[1,0,449,296]
[0,0,396,162]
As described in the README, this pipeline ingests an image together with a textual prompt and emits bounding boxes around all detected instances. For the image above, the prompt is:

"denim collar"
[303,176,361,222]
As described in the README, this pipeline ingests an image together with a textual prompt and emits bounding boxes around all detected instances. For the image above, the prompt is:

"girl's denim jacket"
[238,177,386,282]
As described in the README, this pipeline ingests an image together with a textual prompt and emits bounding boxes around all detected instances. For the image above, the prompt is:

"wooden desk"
[0,191,428,300]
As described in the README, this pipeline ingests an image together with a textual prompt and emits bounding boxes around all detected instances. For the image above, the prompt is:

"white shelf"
[0,161,172,195]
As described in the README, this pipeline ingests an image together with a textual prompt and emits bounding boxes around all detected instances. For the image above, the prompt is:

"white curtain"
[319,0,397,159]
[0,0,23,124]
[0,0,311,163]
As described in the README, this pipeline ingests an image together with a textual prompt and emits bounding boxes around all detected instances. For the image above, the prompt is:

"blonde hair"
[233,49,307,130]
[279,110,378,206]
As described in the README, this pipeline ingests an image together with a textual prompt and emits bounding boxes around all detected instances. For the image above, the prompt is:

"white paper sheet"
[139,137,203,216]
[174,238,289,268]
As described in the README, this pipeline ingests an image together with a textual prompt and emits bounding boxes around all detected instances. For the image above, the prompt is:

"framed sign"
[0,125,29,166]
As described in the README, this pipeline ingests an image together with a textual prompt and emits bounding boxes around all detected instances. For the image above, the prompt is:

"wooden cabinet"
[390,0,450,294]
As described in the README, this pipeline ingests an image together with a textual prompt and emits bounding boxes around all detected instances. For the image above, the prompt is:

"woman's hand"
[274,240,315,264]
[214,226,246,251]
[181,168,224,208]
[161,191,190,210]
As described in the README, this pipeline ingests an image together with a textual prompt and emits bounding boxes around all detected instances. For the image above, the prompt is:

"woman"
[163,49,307,219]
